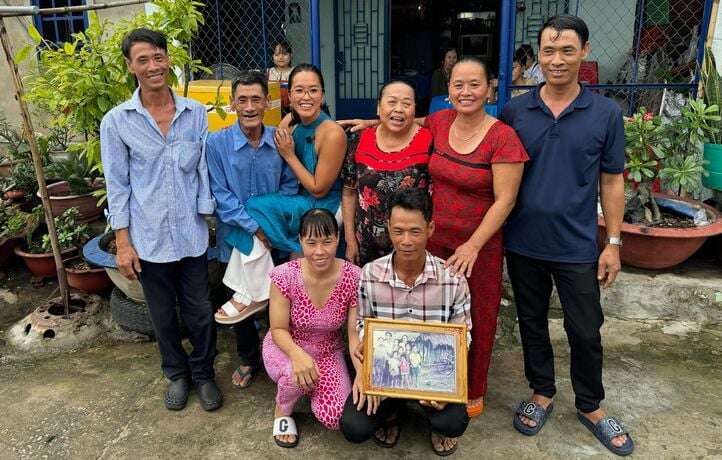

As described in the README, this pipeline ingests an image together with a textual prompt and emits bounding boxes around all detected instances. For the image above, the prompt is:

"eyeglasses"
[290,87,323,98]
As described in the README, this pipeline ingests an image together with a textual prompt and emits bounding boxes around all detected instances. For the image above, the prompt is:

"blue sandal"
[577,412,634,457]
[512,400,554,436]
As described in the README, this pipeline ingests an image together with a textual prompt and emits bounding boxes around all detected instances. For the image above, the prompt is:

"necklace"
[451,115,489,142]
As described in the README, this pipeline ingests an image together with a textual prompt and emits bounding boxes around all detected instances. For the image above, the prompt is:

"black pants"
[139,253,217,383]
[340,394,469,443]
[506,251,605,412]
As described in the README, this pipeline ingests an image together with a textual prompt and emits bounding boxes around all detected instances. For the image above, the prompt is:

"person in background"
[267,40,294,116]
[101,28,220,412]
[511,58,536,97]
[516,44,545,84]
[263,208,361,448]
[430,48,458,97]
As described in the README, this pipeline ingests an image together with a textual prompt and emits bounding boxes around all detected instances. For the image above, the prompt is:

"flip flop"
[273,416,299,448]
[431,434,458,457]
[466,398,484,417]
[214,296,268,325]
[577,412,634,457]
[512,400,554,436]
[373,416,400,448]
[231,365,255,389]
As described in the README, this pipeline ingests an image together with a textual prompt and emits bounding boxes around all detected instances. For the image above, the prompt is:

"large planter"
[703,143,722,191]
[38,180,105,223]
[0,236,22,268]
[598,194,722,269]
[14,245,78,278]
[64,256,112,294]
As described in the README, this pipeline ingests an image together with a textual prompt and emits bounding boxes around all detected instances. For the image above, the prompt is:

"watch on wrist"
[605,236,623,247]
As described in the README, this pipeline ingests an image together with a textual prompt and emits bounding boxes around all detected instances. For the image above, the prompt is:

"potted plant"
[43,152,105,223]
[15,206,89,280]
[0,202,33,268]
[701,47,722,192]
[598,102,722,269]
[63,256,112,294]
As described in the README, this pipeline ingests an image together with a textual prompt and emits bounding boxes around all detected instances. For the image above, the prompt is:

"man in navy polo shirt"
[501,15,634,456]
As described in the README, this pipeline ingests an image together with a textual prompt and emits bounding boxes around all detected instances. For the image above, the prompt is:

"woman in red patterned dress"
[425,58,528,416]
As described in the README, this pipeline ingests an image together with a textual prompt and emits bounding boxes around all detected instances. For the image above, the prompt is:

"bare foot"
[374,414,400,446]
[274,405,297,445]
[231,364,254,388]
[519,394,553,428]
[580,409,629,448]
[431,432,458,454]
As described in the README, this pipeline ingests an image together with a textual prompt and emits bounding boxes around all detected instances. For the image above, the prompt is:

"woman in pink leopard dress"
[263,208,361,448]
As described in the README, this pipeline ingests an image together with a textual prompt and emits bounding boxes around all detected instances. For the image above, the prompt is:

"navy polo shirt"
[501,84,625,263]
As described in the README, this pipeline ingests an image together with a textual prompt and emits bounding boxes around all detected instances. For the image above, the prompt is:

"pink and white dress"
[262,259,360,430]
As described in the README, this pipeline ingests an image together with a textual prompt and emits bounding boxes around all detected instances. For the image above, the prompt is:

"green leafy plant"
[27,206,89,254]
[701,47,722,144]
[45,152,100,195]
[0,202,33,240]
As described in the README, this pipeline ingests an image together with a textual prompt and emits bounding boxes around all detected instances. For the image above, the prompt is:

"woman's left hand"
[274,127,295,160]
[444,241,481,278]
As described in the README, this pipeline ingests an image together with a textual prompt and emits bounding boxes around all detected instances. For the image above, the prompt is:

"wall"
[320,0,336,116]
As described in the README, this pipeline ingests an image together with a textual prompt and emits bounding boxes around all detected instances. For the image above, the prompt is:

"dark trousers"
[139,253,217,383]
[340,394,469,443]
[506,251,605,412]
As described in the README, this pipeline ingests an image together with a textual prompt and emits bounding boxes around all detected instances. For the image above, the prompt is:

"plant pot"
[38,180,105,223]
[0,236,22,268]
[703,143,722,191]
[14,245,78,278]
[0,159,16,177]
[598,193,722,269]
[64,256,112,294]
[3,188,26,201]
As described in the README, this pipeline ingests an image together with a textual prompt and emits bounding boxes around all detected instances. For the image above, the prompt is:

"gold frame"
[362,318,468,404]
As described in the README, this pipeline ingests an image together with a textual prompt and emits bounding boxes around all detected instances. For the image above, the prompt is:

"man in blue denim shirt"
[206,71,297,389]
[100,29,221,412]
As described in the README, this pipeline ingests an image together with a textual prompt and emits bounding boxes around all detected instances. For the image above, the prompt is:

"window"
[33,0,88,45]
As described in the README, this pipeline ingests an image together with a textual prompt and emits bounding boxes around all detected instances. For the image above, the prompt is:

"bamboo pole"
[0,1,148,18]
[0,17,70,315]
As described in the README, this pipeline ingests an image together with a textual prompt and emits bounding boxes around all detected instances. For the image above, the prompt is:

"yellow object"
[178,79,282,131]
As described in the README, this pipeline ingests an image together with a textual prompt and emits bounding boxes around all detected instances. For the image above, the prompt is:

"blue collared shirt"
[206,122,298,263]
[501,84,625,263]
[100,88,215,263]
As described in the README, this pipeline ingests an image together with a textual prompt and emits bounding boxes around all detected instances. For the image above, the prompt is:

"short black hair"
[538,15,589,47]
[232,71,269,98]
[450,57,491,83]
[122,28,167,59]
[514,45,535,67]
[389,188,433,223]
[299,208,338,239]
[273,39,292,55]
[377,79,416,102]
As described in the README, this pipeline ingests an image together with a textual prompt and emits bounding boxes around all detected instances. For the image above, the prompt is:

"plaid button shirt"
[357,251,472,342]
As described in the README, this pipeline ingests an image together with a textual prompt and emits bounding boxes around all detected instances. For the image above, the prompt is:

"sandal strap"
[594,417,629,439]
[220,302,241,317]
[515,401,547,424]
[273,416,298,437]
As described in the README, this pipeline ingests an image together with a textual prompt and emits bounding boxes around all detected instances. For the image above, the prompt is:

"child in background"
[267,40,294,116]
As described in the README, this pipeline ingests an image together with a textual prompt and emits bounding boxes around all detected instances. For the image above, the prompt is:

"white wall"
[320,0,336,117]
[711,3,722,73]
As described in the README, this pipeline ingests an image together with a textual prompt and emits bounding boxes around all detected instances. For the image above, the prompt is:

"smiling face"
[538,27,589,89]
[300,231,338,272]
[388,206,434,265]
[272,44,292,69]
[448,61,489,115]
[232,83,268,133]
[289,70,324,120]
[377,82,415,134]
[126,41,169,92]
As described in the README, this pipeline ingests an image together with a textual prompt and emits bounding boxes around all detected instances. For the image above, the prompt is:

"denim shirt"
[100,88,215,263]
[206,122,298,263]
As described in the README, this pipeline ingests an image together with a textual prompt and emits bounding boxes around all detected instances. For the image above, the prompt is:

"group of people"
[100,14,634,457]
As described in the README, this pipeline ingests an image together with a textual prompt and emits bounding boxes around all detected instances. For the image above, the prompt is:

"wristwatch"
[605,236,623,247]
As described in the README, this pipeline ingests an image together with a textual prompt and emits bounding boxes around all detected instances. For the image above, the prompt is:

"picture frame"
[362,318,468,404]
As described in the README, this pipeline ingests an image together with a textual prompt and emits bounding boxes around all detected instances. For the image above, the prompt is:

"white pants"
[222,235,274,305]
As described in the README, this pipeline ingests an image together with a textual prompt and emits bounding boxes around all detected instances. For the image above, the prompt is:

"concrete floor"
[1,262,721,460]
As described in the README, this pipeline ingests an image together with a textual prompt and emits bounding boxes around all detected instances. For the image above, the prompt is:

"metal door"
[334,0,388,119]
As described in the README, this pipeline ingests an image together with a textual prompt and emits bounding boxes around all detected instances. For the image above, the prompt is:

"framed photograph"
[362,318,468,404]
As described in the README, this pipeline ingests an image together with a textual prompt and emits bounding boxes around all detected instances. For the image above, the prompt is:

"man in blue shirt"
[501,16,634,456]
[101,29,221,412]
[206,71,297,389]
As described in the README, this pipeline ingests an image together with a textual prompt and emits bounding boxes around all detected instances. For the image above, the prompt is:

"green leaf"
[28,25,42,44]
[63,42,74,55]
[14,45,33,65]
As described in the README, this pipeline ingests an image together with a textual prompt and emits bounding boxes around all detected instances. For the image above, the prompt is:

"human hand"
[419,400,447,411]
[291,349,320,391]
[597,244,621,288]
[273,127,295,159]
[255,228,271,250]
[444,241,480,278]
[337,119,373,133]
[352,374,380,415]
[116,244,141,280]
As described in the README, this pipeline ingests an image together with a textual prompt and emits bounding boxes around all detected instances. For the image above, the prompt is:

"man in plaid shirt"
[340,189,471,456]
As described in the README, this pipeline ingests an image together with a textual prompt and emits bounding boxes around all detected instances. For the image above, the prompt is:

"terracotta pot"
[14,245,78,278]
[0,236,21,268]
[3,188,26,201]
[598,194,722,269]
[38,180,105,223]
[64,256,112,294]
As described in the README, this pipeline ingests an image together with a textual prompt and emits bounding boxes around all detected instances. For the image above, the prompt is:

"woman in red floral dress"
[425,58,528,416]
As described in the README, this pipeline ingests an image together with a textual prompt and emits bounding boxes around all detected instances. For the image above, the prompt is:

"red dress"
[425,109,529,399]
